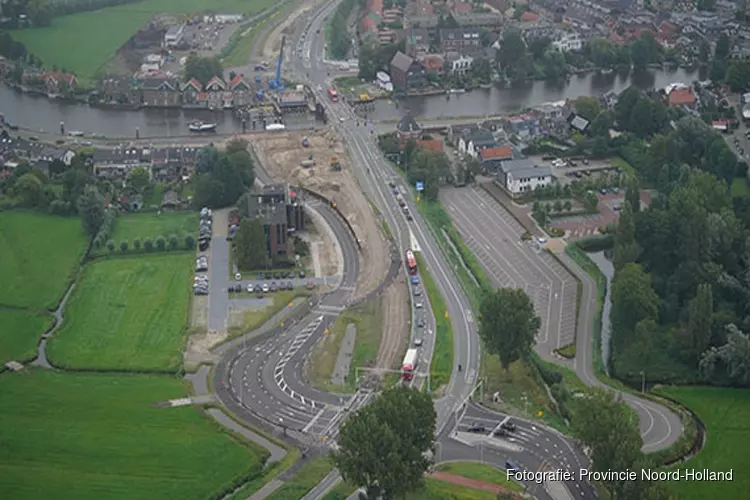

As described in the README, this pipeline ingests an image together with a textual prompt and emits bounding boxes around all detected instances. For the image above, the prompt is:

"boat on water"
[189,121,217,132]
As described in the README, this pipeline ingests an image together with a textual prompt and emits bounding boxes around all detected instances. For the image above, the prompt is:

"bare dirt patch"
[184,329,226,371]
[245,130,389,300]
[375,279,409,373]
[261,0,323,61]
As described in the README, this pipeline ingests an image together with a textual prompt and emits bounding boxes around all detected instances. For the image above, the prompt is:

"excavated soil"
[247,130,390,300]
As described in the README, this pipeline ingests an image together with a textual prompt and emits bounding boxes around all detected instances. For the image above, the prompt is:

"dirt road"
[375,279,409,373]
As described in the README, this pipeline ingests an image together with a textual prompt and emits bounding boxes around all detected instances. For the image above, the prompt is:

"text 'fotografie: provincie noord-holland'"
[507,468,734,484]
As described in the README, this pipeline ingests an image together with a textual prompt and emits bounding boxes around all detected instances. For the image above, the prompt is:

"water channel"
[586,250,615,373]
[0,67,707,138]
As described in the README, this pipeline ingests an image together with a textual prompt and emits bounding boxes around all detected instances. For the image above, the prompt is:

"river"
[369,66,708,122]
[0,67,707,138]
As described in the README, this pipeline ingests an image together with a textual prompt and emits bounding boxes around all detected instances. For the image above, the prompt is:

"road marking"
[303,408,327,433]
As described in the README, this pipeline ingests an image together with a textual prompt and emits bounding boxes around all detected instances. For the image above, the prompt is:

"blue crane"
[269,35,285,91]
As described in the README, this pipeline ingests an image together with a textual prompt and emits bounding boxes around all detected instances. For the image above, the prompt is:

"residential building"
[440,28,482,55]
[181,78,204,106]
[448,123,480,144]
[205,76,226,108]
[505,113,541,139]
[396,115,422,141]
[139,76,180,107]
[246,184,305,259]
[405,27,431,57]
[667,85,697,108]
[552,33,583,52]
[453,13,504,30]
[92,147,148,179]
[230,74,253,106]
[390,51,426,90]
[478,145,513,172]
[421,55,444,76]
[496,158,553,196]
[449,55,473,75]
[43,72,78,94]
[460,130,496,158]
[568,113,590,134]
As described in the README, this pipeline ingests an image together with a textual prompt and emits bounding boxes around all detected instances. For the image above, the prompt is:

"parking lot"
[441,186,578,358]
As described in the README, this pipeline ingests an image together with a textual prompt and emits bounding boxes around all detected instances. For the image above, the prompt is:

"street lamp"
[434,442,442,463]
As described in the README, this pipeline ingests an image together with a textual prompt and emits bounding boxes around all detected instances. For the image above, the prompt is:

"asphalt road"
[440,186,578,360]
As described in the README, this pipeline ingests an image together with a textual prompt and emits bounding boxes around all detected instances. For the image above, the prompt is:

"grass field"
[110,211,198,247]
[306,299,382,392]
[0,212,87,310]
[655,386,750,500]
[435,462,523,492]
[731,177,750,198]
[0,309,53,365]
[0,369,267,500]
[228,289,309,337]
[12,0,277,81]
[415,253,454,391]
[266,457,334,500]
[47,254,192,372]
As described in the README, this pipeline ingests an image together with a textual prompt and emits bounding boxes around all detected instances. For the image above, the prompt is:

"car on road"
[467,424,485,433]
[413,288,421,296]
[505,460,522,472]
[411,276,420,285]
[417,318,424,328]
[406,213,413,221]
[392,187,399,194]
[493,428,509,437]
[262,283,270,293]
[414,338,423,347]
[339,117,345,122]
[415,302,423,309]
[28,136,38,141]
[501,420,517,432]
[235,273,242,281]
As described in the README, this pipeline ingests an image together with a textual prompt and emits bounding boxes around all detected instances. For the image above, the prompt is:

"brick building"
[246,184,305,259]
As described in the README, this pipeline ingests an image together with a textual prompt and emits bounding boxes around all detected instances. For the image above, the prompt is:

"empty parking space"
[441,187,577,357]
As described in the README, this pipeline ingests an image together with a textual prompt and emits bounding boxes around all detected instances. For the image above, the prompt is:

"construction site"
[247,128,410,373]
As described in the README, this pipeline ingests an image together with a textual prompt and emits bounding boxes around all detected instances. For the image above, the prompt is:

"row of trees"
[100,234,195,253]
[328,0,361,60]
[193,138,256,209]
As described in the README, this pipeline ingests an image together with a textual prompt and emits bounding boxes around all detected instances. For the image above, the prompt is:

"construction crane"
[269,36,285,91]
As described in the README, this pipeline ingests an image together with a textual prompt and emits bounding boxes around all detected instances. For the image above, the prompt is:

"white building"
[376,71,393,92]
[552,33,583,52]
[496,158,553,196]
[164,24,185,48]
[450,55,473,75]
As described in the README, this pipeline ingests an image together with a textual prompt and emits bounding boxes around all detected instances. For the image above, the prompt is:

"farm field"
[0,212,87,310]
[109,211,198,247]
[12,0,277,81]
[0,369,267,500]
[47,254,192,372]
[656,386,750,500]
[0,309,53,365]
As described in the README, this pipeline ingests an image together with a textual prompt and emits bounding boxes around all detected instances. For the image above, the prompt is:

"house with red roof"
[180,78,204,107]
[667,87,696,108]
[519,11,540,23]
[43,72,78,94]
[479,145,514,172]
[421,55,444,76]
[230,74,252,106]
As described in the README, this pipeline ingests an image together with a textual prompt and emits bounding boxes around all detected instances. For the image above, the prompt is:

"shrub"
[168,234,179,250]
[143,238,154,252]
[536,362,563,385]
[106,239,115,253]
[93,237,102,249]
[120,240,128,252]
[185,234,195,249]
[133,237,141,251]
[156,236,166,251]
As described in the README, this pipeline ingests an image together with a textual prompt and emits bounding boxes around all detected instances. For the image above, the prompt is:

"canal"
[0,67,707,138]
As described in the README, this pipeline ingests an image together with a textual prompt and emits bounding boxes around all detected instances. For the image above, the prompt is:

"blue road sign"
[416,181,424,192]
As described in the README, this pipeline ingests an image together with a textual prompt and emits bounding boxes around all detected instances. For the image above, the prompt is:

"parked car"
[467,424,486,433]
[286,281,294,290]
[273,272,280,279]
[288,271,295,279]
[262,283,270,293]
[306,280,315,290]
[281,271,288,278]
[235,284,242,293]
[264,272,272,279]
[270,282,278,292]
[299,270,306,278]
[493,428,509,437]
[235,273,242,281]
[247,284,254,293]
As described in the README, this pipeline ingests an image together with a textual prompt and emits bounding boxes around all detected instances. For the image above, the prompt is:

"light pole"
[640,371,645,394]
[435,442,442,463]
[479,440,484,464]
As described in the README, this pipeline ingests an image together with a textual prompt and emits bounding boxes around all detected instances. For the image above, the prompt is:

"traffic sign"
[324,329,329,335]
[444,311,449,318]
[416,181,424,191]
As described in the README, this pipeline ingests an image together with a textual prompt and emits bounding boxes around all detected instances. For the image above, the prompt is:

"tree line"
[328,0,362,60]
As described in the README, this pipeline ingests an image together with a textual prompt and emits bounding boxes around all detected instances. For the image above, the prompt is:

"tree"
[106,239,115,252]
[611,263,659,336]
[128,166,150,193]
[156,235,166,251]
[630,37,651,71]
[133,237,141,251]
[699,39,711,64]
[185,235,195,249]
[234,219,268,270]
[169,234,179,250]
[15,172,43,207]
[571,388,643,500]
[700,324,750,384]
[144,238,154,252]
[625,178,640,213]
[553,199,563,212]
[613,201,641,270]
[563,200,572,211]
[479,29,492,47]
[685,284,714,360]
[226,137,249,155]
[120,240,128,252]
[715,33,730,60]
[62,168,89,207]
[497,30,528,80]
[575,97,601,122]
[78,185,105,236]
[727,61,750,92]
[332,386,436,499]
[184,55,223,86]
[478,288,541,377]
[583,191,598,212]
[589,111,612,137]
